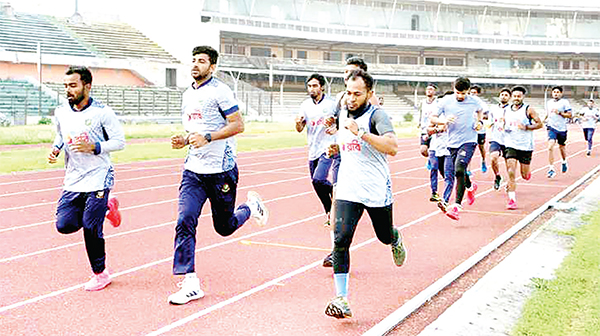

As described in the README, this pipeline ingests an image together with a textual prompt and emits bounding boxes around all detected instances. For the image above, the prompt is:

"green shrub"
[403,113,413,123]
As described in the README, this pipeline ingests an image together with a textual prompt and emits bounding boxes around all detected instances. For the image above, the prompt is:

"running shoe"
[106,197,121,228]
[391,228,407,267]
[507,199,517,210]
[466,182,478,206]
[429,193,442,202]
[426,161,432,170]
[481,162,488,173]
[587,150,591,156]
[84,269,111,291]
[322,253,333,267]
[325,296,352,319]
[466,170,472,177]
[547,169,556,179]
[494,175,502,190]
[524,172,531,181]
[561,162,568,173]
[437,200,448,213]
[247,191,269,226]
[446,203,462,221]
[168,276,205,305]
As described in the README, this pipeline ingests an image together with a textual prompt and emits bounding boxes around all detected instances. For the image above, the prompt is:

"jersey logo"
[188,109,203,121]
[221,183,230,193]
[341,139,361,152]
[85,118,92,126]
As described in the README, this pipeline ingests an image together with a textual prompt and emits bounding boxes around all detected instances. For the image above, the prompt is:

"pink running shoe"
[524,172,531,181]
[84,269,111,291]
[507,199,517,210]
[445,204,462,221]
[466,182,478,206]
[106,197,121,228]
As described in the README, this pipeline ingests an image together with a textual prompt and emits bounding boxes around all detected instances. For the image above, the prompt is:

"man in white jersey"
[168,46,268,305]
[418,83,439,160]
[48,66,125,291]
[488,88,511,190]
[504,86,543,210]
[295,73,339,267]
[544,86,572,178]
[427,90,453,203]
[578,99,600,156]
[324,69,406,319]
[430,77,485,221]
[469,85,490,174]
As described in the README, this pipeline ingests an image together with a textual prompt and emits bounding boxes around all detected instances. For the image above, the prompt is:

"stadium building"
[1,0,600,123]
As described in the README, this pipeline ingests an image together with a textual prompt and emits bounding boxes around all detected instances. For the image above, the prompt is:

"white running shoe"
[247,191,269,226]
[168,276,205,305]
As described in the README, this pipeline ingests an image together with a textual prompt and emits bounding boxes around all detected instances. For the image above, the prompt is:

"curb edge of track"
[363,163,600,336]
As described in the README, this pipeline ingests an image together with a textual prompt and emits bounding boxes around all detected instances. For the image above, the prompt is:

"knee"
[56,218,79,234]
[420,146,429,157]
[334,235,352,249]
[176,214,197,236]
[455,164,466,177]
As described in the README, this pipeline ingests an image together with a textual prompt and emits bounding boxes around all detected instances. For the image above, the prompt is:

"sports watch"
[204,133,212,143]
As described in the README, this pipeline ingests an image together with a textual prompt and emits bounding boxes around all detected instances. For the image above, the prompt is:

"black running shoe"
[494,175,502,191]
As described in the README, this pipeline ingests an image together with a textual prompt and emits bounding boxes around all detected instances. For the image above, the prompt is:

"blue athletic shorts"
[547,126,567,146]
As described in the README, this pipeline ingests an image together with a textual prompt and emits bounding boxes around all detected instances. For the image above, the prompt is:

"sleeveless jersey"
[504,103,534,151]
[335,105,393,207]
[489,103,508,145]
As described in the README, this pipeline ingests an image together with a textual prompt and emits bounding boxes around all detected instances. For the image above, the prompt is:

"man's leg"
[558,131,568,173]
[454,143,477,205]
[429,150,439,199]
[209,166,254,237]
[81,189,112,291]
[55,190,84,235]
[366,204,406,267]
[310,155,334,214]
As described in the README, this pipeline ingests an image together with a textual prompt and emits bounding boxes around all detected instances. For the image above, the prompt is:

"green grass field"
[0,121,418,174]
[512,210,600,336]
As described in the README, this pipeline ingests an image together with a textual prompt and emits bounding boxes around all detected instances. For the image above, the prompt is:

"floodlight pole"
[37,41,42,121]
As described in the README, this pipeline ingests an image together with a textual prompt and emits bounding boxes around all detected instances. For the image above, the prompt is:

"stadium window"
[235,46,246,55]
[297,50,307,59]
[224,44,233,54]
[572,61,580,70]
[251,47,271,57]
[364,54,374,64]
[446,58,464,67]
[284,50,293,58]
[324,51,342,62]
[379,55,398,64]
[562,61,571,70]
[425,57,444,66]
[166,68,177,88]
[399,57,418,65]
[411,15,420,31]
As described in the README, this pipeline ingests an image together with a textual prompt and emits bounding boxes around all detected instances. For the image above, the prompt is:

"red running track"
[0,126,598,335]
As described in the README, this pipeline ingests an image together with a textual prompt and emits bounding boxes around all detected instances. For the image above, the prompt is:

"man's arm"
[522,106,543,131]
[189,111,244,148]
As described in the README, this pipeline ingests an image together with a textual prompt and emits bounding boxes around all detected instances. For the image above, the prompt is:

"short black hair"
[454,77,471,92]
[192,45,219,65]
[426,83,438,90]
[346,57,368,72]
[439,90,454,99]
[347,69,373,91]
[470,85,482,94]
[511,86,527,95]
[306,73,326,87]
[65,66,92,85]
[499,87,512,95]
[551,86,563,93]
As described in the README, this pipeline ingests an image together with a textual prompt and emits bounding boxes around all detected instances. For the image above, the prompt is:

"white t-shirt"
[546,98,572,132]
[504,104,534,151]
[52,98,125,192]
[489,103,508,145]
[579,107,599,129]
[181,77,239,174]
[299,95,337,161]
[419,98,438,134]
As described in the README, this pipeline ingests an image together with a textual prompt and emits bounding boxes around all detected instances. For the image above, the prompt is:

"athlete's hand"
[325,125,338,135]
[188,132,208,148]
[446,115,457,124]
[295,115,305,125]
[344,119,359,135]
[326,143,340,157]
[517,122,527,130]
[48,147,60,164]
[171,134,186,149]
[70,138,95,154]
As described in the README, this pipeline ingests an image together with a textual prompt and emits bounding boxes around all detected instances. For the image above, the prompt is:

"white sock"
[508,192,516,201]
[562,160,567,164]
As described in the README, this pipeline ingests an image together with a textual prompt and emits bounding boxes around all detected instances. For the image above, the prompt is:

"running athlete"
[295,73,338,267]
[578,99,599,156]
[324,69,406,319]
[48,66,125,291]
[503,86,543,209]
[426,119,449,203]
[418,83,439,159]
[544,86,572,178]
[489,88,511,190]
[430,77,485,221]
[168,46,268,305]
[469,85,489,174]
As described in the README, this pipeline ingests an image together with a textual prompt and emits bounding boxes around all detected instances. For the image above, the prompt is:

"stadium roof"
[420,0,600,12]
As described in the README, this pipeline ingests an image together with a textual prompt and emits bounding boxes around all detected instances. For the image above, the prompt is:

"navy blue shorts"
[547,126,567,146]
[505,147,533,165]
[489,141,505,156]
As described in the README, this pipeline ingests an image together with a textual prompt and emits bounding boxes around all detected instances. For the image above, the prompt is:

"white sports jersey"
[419,98,438,134]
[299,95,337,160]
[181,77,239,174]
[579,107,600,129]
[335,105,393,207]
[546,98,571,132]
[52,98,125,192]
[504,104,534,151]
[489,103,508,145]
[430,131,449,157]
